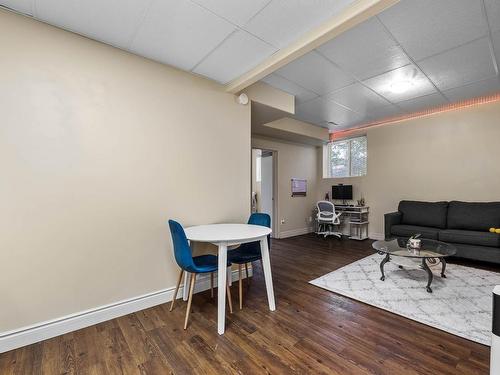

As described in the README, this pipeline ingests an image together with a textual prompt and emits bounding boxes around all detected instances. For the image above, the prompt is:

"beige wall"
[318,101,500,238]
[252,136,318,237]
[0,10,250,333]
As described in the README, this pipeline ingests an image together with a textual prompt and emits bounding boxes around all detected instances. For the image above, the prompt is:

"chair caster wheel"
[426,287,433,293]
[380,276,385,281]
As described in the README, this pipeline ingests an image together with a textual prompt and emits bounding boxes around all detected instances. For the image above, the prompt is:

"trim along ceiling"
[261,0,500,131]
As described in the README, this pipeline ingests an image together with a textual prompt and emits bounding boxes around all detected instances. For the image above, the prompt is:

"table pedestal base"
[379,255,447,293]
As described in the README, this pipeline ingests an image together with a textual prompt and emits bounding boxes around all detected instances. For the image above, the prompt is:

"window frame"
[324,135,367,178]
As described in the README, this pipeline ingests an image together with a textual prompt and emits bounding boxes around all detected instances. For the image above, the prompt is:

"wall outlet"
[280,218,286,225]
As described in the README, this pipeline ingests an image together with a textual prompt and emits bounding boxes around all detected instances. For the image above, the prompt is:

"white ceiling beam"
[245,81,295,114]
[225,0,400,94]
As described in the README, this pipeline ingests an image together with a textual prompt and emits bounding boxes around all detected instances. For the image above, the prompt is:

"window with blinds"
[325,136,367,178]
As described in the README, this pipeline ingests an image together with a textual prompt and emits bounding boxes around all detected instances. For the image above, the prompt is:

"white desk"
[332,205,369,240]
[184,223,275,334]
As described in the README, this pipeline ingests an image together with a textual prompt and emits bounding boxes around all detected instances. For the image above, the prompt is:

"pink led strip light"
[330,92,500,141]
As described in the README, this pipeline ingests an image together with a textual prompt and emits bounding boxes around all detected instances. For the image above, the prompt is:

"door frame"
[251,147,279,238]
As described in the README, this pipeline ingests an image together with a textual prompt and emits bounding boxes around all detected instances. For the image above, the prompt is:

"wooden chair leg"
[245,263,250,285]
[210,272,214,298]
[238,264,243,310]
[184,273,196,330]
[170,269,184,312]
[226,283,233,314]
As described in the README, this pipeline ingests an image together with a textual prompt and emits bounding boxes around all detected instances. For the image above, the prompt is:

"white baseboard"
[0,268,251,354]
[279,227,314,239]
[369,233,385,240]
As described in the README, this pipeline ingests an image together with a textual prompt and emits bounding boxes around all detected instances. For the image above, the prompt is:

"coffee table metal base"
[379,253,390,281]
[421,258,433,293]
[379,255,447,293]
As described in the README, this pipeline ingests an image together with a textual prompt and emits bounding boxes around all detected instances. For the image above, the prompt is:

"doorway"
[251,148,278,238]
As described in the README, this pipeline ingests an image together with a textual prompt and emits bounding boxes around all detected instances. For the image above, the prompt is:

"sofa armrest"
[385,211,402,240]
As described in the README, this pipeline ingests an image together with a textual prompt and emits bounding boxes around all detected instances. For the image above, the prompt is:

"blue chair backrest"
[248,213,271,247]
[248,212,271,227]
[168,220,196,271]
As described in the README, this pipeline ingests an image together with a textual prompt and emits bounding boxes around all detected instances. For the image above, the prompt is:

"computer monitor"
[332,185,353,201]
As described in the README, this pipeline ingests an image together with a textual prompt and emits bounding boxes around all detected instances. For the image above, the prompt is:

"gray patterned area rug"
[310,254,500,346]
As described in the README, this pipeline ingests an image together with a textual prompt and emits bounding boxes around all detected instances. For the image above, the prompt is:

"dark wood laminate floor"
[1,234,493,374]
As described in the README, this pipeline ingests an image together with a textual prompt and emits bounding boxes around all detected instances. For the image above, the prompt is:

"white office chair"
[316,201,342,239]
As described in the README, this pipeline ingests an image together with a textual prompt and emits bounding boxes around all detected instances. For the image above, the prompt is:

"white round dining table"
[184,224,275,335]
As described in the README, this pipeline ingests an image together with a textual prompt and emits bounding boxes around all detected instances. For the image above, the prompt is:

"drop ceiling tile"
[363,64,436,102]
[443,77,500,102]
[35,0,151,48]
[275,51,354,95]
[190,0,270,26]
[130,0,235,71]
[485,0,500,33]
[317,17,410,80]
[244,0,354,48]
[193,30,276,84]
[293,112,326,128]
[261,74,318,104]
[1,0,32,15]
[293,97,327,125]
[295,98,330,123]
[378,0,488,61]
[324,83,391,116]
[332,106,402,129]
[419,37,497,91]
[366,104,403,120]
[398,93,448,113]
[296,97,363,127]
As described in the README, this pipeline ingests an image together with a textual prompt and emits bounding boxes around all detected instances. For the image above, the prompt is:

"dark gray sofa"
[385,200,500,263]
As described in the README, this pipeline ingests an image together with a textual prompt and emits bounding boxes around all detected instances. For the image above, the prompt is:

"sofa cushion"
[390,225,440,240]
[452,243,500,264]
[439,229,500,248]
[398,200,448,229]
[447,201,500,231]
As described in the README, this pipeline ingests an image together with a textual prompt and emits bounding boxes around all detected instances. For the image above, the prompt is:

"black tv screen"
[332,185,352,200]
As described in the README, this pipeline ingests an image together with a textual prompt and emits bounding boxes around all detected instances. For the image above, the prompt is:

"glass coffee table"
[372,238,457,293]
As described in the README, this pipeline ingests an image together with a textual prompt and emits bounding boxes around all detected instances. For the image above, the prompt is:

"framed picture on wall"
[291,178,307,197]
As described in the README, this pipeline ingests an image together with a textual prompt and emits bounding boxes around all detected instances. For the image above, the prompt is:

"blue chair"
[168,220,233,329]
[227,213,271,309]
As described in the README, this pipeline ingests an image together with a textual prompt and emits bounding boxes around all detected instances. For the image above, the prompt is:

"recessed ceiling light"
[390,80,414,94]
